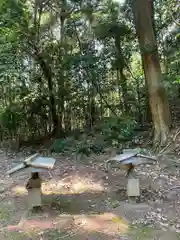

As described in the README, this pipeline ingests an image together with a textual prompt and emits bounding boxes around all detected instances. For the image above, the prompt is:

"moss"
[129,225,180,239]
[0,205,14,221]
[128,224,155,239]
[6,232,30,240]
[43,229,72,240]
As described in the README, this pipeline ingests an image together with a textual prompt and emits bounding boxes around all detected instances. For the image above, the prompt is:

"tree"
[132,0,172,144]
[92,1,133,114]
[0,0,179,150]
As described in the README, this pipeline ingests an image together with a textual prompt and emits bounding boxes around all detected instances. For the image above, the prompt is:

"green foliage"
[50,116,136,155]
[76,140,106,155]
[0,105,23,136]
[0,0,178,149]
[49,138,75,153]
[101,117,137,145]
[49,137,106,156]
[75,141,92,156]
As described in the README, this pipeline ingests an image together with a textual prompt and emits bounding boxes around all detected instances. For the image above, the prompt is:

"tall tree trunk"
[132,0,171,144]
[115,35,128,113]
[31,4,58,136]
[119,68,128,113]
[57,3,66,136]
[64,102,71,132]
[34,49,58,135]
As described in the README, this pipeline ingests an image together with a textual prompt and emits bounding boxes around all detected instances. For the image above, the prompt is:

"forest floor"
[1,145,180,239]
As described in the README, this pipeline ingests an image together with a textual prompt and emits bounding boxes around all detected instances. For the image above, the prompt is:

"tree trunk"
[115,35,128,114]
[34,49,58,136]
[119,68,128,113]
[64,103,71,133]
[132,0,171,144]
[57,14,66,135]
[116,70,124,111]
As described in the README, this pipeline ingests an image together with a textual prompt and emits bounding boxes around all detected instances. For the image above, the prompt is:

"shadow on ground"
[5,190,129,240]
[3,152,180,239]
[3,172,130,240]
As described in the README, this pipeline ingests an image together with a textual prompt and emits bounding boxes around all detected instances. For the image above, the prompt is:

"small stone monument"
[7,154,56,210]
[105,148,157,203]
[26,170,42,209]
[127,177,140,203]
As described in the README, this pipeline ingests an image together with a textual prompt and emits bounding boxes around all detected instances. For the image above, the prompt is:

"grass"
[128,224,180,240]
[5,232,33,240]
[128,225,156,239]
[0,204,14,221]
[43,229,73,240]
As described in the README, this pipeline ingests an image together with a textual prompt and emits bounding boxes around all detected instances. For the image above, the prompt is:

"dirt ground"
[1,150,180,239]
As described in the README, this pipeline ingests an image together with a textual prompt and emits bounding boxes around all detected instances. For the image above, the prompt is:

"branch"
[72,20,118,117]
[171,14,180,26]
[158,128,180,155]
[168,2,180,26]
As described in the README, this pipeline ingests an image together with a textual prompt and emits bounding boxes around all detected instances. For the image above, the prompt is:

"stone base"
[27,188,42,209]
[127,178,140,197]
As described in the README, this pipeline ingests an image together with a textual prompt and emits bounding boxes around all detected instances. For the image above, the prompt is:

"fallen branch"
[173,129,180,142]
[158,128,180,155]
[159,142,172,155]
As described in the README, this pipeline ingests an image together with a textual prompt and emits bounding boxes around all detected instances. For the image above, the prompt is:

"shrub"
[49,117,137,155]
[100,116,137,145]
[49,138,75,153]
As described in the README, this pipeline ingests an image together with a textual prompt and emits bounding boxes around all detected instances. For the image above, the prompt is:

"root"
[153,125,172,154]
[158,128,180,156]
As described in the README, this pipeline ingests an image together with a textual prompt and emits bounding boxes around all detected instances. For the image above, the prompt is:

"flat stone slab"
[112,202,152,222]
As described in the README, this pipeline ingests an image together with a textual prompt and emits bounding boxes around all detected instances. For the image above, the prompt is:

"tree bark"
[132,0,171,144]
[34,49,58,136]
[115,35,128,114]
[57,0,67,136]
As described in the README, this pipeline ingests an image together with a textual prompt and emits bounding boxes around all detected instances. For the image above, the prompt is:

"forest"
[0,0,179,154]
[1,0,180,239]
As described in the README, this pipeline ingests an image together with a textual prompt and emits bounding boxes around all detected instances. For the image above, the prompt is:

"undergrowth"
[50,117,138,155]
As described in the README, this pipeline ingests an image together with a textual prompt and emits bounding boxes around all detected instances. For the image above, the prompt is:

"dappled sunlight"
[42,175,105,195]
[10,172,105,197]
[8,167,128,238]
[74,212,128,236]
[70,178,104,193]
[7,212,129,237]
[11,186,27,196]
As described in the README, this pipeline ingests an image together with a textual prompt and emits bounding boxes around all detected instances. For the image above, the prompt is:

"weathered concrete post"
[7,155,56,211]
[26,170,42,209]
[127,177,140,203]
[105,149,157,203]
